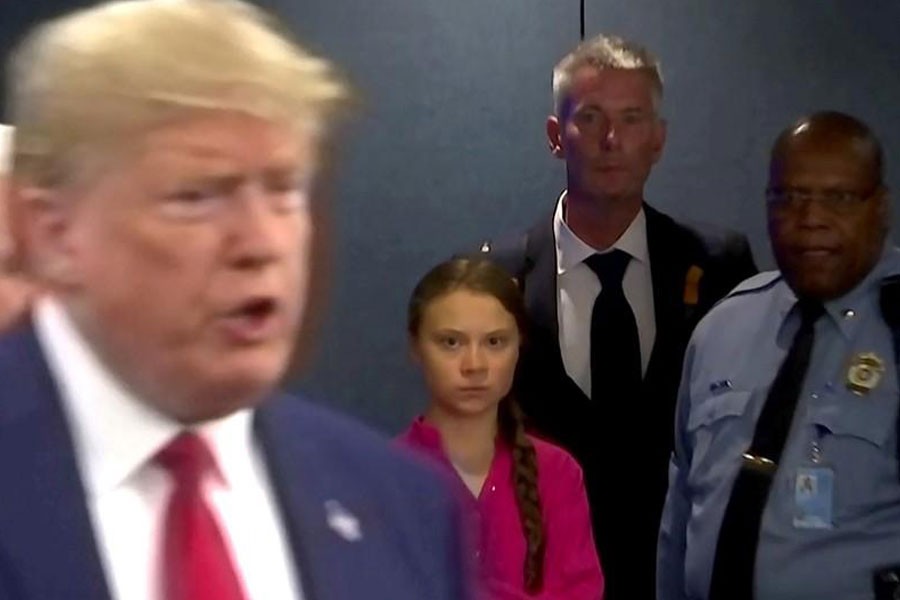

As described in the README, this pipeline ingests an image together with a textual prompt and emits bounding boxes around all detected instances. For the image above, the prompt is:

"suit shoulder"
[646,207,758,296]
[472,229,530,277]
[471,212,553,278]
[669,216,751,258]
[264,394,451,493]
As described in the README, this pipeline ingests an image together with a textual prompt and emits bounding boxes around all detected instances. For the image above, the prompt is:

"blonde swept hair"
[8,0,352,187]
[551,34,663,117]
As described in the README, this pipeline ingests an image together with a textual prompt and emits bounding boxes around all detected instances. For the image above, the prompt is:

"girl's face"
[412,289,520,419]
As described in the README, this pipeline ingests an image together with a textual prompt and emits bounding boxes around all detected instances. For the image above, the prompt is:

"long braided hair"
[408,257,546,592]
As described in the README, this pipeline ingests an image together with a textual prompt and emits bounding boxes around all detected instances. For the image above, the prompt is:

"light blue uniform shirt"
[658,246,900,600]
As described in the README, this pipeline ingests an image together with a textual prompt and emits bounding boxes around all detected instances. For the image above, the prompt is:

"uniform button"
[810,392,818,399]
[490,485,496,492]
[842,308,856,319]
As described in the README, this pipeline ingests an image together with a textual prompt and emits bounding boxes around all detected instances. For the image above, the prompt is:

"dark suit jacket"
[0,323,471,600]
[482,203,757,600]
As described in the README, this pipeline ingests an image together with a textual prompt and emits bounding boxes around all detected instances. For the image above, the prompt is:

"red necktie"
[156,432,247,600]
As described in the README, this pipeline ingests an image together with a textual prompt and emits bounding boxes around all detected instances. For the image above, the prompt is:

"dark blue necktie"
[584,249,641,402]
[708,299,825,600]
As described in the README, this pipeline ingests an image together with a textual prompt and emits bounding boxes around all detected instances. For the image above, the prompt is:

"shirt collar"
[34,296,254,497]
[553,189,649,275]
[403,416,445,456]
[774,244,900,340]
[401,416,510,464]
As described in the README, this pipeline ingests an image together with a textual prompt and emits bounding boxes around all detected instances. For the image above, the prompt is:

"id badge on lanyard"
[793,425,834,530]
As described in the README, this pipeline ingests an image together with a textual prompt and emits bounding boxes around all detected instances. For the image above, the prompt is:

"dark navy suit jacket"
[481,203,757,600]
[0,323,470,600]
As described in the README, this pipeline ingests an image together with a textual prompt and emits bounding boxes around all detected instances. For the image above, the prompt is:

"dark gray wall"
[265,1,900,433]
[269,0,581,430]
[0,0,97,118]
[6,1,898,433]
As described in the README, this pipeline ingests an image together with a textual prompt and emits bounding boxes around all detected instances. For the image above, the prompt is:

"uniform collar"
[775,244,900,341]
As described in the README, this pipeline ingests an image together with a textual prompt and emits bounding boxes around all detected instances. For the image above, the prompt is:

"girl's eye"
[439,336,460,349]
[487,336,507,348]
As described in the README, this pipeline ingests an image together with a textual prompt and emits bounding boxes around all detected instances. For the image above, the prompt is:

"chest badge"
[845,352,885,396]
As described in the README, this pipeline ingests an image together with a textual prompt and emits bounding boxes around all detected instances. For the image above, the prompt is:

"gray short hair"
[8,0,352,187]
[551,34,663,117]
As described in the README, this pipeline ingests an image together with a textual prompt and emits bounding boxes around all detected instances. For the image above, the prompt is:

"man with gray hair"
[481,34,756,600]
[0,2,470,599]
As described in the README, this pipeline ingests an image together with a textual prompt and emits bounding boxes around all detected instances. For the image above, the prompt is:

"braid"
[498,397,546,593]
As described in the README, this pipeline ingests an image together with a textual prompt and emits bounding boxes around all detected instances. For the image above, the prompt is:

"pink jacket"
[397,418,604,600]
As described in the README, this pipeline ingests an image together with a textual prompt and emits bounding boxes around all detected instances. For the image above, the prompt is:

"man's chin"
[578,180,640,205]
[786,272,848,302]
[167,357,290,424]
[0,279,32,331]
[164,379,275,425]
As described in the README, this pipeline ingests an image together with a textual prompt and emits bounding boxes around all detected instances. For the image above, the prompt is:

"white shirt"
[34,297,303,600]
[553,191,656,398]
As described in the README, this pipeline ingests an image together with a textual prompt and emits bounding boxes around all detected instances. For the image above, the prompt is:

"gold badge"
[846,352,885,395]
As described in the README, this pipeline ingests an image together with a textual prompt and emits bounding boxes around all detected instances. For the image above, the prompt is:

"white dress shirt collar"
[33,296,253,498]
[553,190,649,274]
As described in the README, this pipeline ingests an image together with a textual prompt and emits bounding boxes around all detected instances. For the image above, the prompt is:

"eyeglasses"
[766,185,882,214]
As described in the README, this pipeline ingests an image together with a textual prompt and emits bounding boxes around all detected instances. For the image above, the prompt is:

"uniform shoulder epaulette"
[722,270,782,301]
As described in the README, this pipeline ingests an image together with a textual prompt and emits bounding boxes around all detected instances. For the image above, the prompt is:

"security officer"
[657,111,900,600]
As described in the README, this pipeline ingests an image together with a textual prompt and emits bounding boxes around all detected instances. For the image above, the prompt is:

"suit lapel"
[255,399,368,600]
[0,325,111,600]
[520,212,592,408]
[523,214,588,390]
[644,205,692,383]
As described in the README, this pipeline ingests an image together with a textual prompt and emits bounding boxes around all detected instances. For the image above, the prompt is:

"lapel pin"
[846,352,885,396]
[683,265,704,307]
[324,499,363,542]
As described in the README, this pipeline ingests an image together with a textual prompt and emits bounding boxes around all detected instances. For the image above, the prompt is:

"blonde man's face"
[32,111,317,422]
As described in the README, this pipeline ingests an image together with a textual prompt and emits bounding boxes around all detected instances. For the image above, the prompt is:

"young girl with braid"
[398,258,604,599]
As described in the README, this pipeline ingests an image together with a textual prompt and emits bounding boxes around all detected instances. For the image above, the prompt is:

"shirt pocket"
[686,390,755,494]
[807,389,900,523]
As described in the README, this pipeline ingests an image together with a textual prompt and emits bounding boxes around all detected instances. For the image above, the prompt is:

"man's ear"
[15,184,79,287]
[650,117,667,165]
[546,115,565,159]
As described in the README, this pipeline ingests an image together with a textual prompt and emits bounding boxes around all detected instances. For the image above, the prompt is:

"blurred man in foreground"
[0,2,470,599]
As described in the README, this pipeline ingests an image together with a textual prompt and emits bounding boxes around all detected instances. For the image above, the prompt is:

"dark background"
[4,1,899,433]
